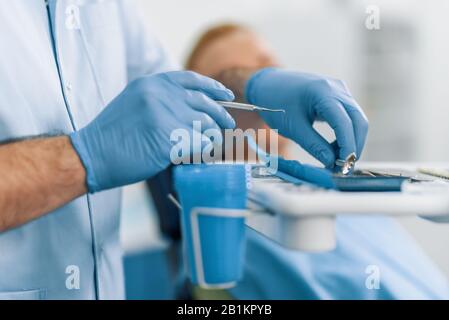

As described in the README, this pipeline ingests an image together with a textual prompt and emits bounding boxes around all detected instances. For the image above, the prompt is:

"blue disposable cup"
[174,164,250,288]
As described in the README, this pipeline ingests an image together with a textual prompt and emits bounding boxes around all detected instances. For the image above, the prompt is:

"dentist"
[0,0,367,299]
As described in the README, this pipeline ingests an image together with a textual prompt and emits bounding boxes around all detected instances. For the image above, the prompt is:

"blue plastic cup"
[174,164,250,288]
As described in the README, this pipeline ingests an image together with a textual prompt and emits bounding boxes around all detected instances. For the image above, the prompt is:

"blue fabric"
[230,216,449,299]
[0,0,175,299]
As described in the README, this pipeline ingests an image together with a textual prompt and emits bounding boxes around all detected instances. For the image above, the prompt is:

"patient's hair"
[185,23,250,70]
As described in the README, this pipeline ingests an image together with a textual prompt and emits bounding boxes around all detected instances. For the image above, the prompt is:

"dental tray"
[334,175,409,192]
[249,163,449,217]
[332,169,432,192]
[246,162,449,251]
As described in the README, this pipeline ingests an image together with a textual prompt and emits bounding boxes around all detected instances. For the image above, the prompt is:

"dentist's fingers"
[182,109,221,133]
[186,90,236,129]
[277,157,336,189]
[297,124,336,168]
[164,71,235,101]
[341,98,369,158]
[315,99,357,161]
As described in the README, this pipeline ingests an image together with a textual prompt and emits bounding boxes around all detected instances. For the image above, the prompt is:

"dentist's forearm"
[0,136,87,232]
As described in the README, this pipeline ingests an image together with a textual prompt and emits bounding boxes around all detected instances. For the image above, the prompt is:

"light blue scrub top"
[0,0,174,299]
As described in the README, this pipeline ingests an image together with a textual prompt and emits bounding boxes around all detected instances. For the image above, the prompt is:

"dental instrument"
[217,101,285,113]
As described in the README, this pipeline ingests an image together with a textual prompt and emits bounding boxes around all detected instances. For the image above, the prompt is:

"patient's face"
[191,30,277,77]
[190,29,287,157]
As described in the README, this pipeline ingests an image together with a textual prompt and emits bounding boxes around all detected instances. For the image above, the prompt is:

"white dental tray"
[246,162,449,252]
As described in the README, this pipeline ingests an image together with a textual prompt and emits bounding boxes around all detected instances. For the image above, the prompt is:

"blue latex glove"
[276,157,336,189]
[245,68,368,168]
[70,71,235,193]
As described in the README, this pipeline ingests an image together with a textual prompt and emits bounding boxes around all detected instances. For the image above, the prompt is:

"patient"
[186,24,288,158]
[184,23,449,299]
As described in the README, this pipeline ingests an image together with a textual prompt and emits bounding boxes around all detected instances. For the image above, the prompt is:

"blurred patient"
[186,24,288,158]
[184,23,449,299]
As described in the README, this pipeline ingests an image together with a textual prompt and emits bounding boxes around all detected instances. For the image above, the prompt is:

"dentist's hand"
[70,71,235,193]
[245,68,368,168]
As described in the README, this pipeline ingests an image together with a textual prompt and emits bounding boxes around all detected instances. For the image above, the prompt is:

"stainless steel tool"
[335,152,357,175]
[217,101,285,113]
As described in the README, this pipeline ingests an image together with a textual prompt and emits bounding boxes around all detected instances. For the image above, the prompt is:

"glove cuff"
[69,130,101,193]
[244,67,279,104]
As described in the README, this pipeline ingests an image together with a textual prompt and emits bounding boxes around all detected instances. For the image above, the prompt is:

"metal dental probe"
[217,101,285,113]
